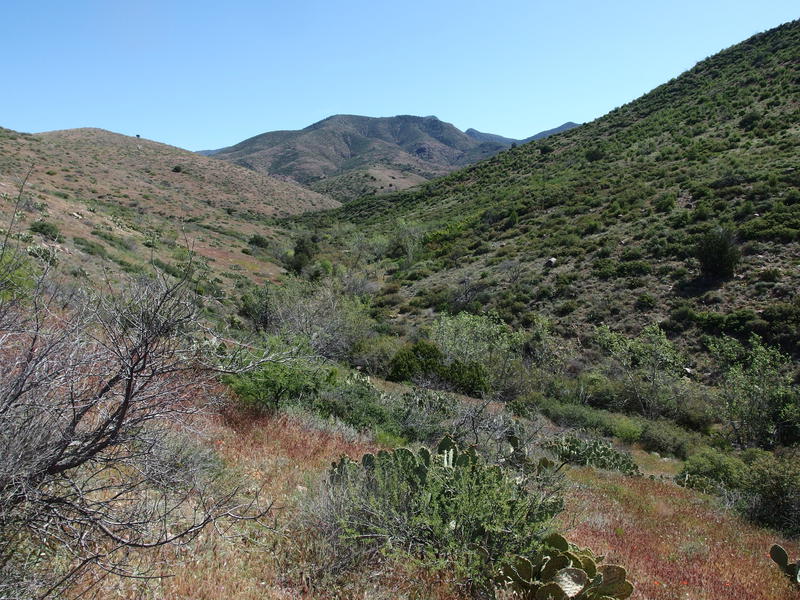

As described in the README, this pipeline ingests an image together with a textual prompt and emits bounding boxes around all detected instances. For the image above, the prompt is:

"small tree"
[1,230,279,595]
[694,226,740,279]
[288,235,319,274]
[708,334,799,448]
[595,323,684,418]
[429,312,526,395]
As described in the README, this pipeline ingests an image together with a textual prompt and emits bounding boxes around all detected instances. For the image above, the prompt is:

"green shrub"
[594,323,684,420]
[318,437,564,587]
[709,334,799,448]
[534,399,644,444]
[387,339,490,396]
[315,374,398,434]
[287,235,319,274]
[389,388,456,444]
[635,293,656,310]
[248,233,270,248]
[585,148,606,162]
[73,236,108,257]
[29,220,62,241]
[616,260,652,277]
[654,193,676,213]
[227,360,332,411]
[537,383,705,457]
[350,334,404,376]
[388,339,443,382]
[442,359,490,396]
[91,229,132,251]
[639,419,702,459]
[694,226,740,279]
[677,447,746,491]
[678,448,799,536]
[429,311,525,394]
[741,452,800,536]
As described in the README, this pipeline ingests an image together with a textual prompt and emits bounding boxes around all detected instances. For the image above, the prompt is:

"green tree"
[708,334,799,448]
[288,235,319,274]
[429,311,525,394]
[595,324,684,418]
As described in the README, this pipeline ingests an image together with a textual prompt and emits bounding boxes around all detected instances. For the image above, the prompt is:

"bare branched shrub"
[0,231,279,597]
[242,277,373,361]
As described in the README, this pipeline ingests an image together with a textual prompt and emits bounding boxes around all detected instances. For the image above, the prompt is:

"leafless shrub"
[0,212,282,598]
[245,278,373,361]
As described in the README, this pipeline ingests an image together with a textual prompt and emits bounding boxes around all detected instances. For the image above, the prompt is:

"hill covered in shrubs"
[297,19,800,356]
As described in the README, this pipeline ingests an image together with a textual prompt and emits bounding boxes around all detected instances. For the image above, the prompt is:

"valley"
[1,17,799,600]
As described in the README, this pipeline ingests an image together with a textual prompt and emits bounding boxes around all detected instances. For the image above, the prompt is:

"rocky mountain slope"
[299,20,800,354]
[0,127,336,293]
[204,115,576,201]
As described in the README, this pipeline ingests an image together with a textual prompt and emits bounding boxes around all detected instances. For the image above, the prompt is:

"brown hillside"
[0,127,336,292]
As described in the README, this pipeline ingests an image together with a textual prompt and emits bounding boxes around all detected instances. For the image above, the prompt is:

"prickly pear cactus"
[329,436,479,490]
[498,533,634,599]
[770,544,800,586]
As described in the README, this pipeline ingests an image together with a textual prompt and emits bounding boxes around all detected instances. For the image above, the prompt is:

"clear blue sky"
[1,1,797,151]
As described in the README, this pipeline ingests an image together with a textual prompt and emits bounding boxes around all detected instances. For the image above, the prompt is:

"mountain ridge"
[203,115,577,201]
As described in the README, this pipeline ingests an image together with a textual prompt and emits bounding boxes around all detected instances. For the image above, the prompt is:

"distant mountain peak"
[204,115,577,202]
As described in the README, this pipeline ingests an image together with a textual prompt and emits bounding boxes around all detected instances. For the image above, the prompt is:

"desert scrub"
[544,433,640,476]
[230,363,455,445]
[387,339,490,397]
[29,220,62,241]
[310,436,564,591]
[677,447,800,536]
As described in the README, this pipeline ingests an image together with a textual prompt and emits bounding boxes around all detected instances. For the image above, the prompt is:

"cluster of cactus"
[770,544,800,586]
[543,433,640,477]
[328,436,626,596]
[330,436,478,488]
[497,533,634,599]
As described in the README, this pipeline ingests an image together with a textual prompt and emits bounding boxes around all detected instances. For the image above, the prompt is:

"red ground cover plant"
[560,468,800,600]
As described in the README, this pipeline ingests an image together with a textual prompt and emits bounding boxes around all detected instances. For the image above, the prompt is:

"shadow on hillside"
[673,275,726,298]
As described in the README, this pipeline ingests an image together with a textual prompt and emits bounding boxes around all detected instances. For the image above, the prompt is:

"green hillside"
[205,115,576,202]
[303,19,800,355]
[4,20,800,600]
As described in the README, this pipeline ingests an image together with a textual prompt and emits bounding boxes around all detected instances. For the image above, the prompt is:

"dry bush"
[0,230,282,598]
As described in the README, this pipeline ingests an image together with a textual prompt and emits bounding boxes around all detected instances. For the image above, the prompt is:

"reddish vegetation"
[214,408,378,469]
[560,468,800,600]
[70,389,799,599]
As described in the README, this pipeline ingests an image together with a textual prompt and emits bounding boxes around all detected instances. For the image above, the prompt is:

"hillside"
[521,120,580,142]
[4,21,800,600]
[304,20,800,356]
[0,127,337,293]
[204,115,577,202]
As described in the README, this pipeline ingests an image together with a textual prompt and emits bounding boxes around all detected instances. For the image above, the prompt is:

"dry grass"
[0,126,339,293]
[73,405,799,599]
[559,467,800,600]
[151,410,382,600]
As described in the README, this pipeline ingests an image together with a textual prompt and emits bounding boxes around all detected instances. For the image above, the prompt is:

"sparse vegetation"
[2,17,799,600]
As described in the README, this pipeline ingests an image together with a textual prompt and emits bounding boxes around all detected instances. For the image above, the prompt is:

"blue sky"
[1,1,797,151]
